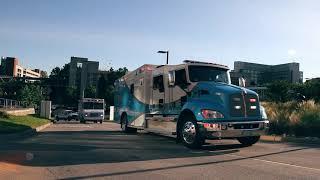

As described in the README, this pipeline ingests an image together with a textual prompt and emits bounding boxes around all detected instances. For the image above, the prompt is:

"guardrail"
[0,98,29,109]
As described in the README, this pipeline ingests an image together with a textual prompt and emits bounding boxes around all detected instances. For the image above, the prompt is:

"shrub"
[263,100,320,137]
[0,111,9,119]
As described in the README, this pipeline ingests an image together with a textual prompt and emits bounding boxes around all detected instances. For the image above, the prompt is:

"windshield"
[83,102,104,109]
[188,66,230,83]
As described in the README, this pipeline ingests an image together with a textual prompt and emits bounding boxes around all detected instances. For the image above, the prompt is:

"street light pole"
[157,50,169,64]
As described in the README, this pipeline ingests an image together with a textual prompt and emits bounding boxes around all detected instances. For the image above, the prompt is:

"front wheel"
[179,119,204,149]
[237,136,260,146]
[121,114,137,133]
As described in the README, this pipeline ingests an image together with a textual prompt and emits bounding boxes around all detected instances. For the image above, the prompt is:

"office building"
[68,57,100,97]
[230,61,303,86]
[0,57,43,78]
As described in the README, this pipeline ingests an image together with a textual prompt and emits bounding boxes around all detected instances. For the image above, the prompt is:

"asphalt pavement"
[1,121,320,180]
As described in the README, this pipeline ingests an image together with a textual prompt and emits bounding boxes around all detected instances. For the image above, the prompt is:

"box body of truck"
[114,60,269,148]
[78,98,105,124]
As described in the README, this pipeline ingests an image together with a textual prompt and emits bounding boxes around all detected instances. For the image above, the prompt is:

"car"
[55,110,78,121]
[68,112,79,121]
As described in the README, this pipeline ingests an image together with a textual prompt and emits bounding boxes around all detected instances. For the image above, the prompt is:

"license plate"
[242,131,253,136]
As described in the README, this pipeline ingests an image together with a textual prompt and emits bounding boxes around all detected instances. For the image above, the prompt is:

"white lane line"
[226,154,320,172]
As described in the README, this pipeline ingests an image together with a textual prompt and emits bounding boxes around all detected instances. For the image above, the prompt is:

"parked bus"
[114,60,269,148]
[78,98,105,124]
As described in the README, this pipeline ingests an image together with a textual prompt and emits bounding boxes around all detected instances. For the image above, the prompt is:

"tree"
[97,75,107,99]
[266,81,292,102]
[19,84,44,106]
[97,67,128,107]
[85,85,96,98]
[40,71,48,78]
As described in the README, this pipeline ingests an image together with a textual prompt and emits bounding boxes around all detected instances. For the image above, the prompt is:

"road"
[1,122,320,180]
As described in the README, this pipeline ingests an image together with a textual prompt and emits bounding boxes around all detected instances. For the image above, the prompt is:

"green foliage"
[85,85,97,98]
[266,80,319,103]
[0,111,9,119]
[96,67,128,108]
[18,84,44,106]
[304,79,320,102]
[263,101,320,137]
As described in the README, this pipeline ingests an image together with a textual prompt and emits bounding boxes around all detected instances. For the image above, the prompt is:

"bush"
[0,111,9,119]
[263,100,320,137]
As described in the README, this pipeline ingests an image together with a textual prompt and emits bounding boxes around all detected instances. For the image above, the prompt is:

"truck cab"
[114,60,269,148]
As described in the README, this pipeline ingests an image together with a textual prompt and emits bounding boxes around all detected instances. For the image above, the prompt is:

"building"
[0,57,44,78]
[230,61,303,86]
[68,57,100,98]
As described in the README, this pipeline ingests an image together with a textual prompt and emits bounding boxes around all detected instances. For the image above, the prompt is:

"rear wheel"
[121,114,137,133]
[179,118,204,149]
[80,117,86,124]
[237,136,260,146]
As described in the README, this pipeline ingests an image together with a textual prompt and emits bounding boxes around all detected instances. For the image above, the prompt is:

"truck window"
[153,75,164,92]
[175,69,187,86]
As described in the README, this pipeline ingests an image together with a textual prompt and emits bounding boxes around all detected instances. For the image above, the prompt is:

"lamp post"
[157,50,169,64]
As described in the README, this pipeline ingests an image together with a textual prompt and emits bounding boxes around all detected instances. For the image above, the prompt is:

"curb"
[260,135,320,144]
[0,122,52,141]
[35,122,52,132]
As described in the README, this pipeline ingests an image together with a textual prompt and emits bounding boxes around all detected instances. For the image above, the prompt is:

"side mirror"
[168,71,175,87]
[239,77,246,87]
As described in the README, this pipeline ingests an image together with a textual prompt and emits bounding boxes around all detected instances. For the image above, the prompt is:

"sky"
[0,0,320,79]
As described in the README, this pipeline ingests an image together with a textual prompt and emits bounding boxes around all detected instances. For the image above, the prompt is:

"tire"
[80,120,86,124]
[99,120,103,124]
[94,120,97,123]
[56,116,60,121]
[237,136,260,146]
[179,118,205,149]
[121,114,137,133]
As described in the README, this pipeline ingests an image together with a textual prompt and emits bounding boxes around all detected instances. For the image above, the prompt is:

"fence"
[0,98,29,109]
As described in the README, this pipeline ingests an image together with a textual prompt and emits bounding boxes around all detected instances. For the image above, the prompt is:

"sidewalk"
[260,135,320,144]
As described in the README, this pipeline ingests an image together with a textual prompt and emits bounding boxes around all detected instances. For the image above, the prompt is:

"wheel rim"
[182,121,196,144]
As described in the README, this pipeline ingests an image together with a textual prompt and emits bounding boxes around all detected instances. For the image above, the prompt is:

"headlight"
[201,109,224,119]
[100,114,103,117]
[260,105,268,120]
[85,114,88,117]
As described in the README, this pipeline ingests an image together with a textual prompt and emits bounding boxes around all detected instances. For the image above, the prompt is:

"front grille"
[233,123,259,129]
[230,93,260,118]
[230,94,245,117]
[245,94,260,117]
[90,113,99,117]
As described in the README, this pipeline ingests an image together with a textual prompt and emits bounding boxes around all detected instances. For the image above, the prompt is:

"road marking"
[226,154,320,172]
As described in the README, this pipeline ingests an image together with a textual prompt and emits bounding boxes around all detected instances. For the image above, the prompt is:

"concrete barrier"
[0,108,35,116]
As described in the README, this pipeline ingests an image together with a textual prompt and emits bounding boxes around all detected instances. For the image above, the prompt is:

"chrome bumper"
[198,120,269,139]
[83,117,104,121]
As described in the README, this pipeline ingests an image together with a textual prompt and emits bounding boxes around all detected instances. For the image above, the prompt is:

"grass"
[0,114,50,134]
[262,100,320,137]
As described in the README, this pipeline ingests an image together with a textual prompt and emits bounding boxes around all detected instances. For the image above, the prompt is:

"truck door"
[147,72,182,135]
[151,75,165,114]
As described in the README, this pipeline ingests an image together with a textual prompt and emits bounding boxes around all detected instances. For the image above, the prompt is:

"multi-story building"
[0,57,44,78]
[68,57,100,98]
[230,61,303,86]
